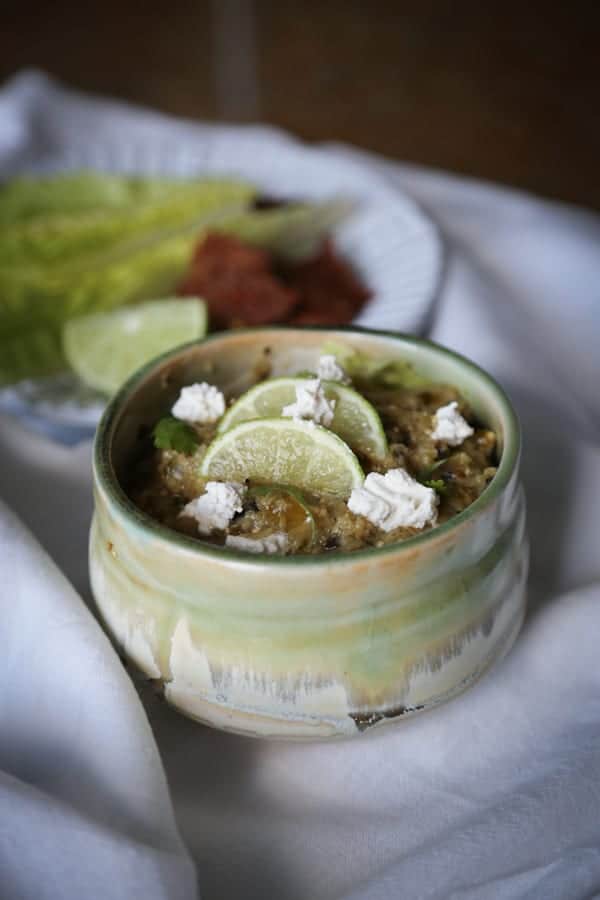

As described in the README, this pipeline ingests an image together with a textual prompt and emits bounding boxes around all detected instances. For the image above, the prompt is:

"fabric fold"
[0,500,197,900]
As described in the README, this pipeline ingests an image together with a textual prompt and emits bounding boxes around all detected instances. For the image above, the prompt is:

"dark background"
[3,0,600,207]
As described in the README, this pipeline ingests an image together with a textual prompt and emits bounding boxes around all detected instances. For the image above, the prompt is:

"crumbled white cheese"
[431,401,474,447]
[180,482,246,534]
[316,355,350,384]
[171,382,226,424]
[348,468,438,532]
[282,379,336,426]
[225,532,290,555]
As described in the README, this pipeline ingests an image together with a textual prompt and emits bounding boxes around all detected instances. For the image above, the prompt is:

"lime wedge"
[218,376,388,460]
[201,418,364,498]
[62,297,207,395]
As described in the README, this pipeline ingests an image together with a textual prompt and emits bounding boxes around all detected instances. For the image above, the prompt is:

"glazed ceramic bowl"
[90,327,528,739]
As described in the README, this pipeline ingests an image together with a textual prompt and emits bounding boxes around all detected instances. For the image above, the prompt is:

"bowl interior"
[99,326,519,560]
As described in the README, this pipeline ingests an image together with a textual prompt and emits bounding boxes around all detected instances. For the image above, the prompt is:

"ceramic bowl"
[90,327,528,739]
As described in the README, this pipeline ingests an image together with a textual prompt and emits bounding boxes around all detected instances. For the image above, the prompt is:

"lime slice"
[62,297,207,395]
[201,418,364,498]
[218,377,388,460]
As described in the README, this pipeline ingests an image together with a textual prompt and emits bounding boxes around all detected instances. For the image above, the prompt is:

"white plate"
[0,123,442,444]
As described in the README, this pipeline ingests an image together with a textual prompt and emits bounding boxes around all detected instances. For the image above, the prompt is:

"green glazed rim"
[94,325,521,568]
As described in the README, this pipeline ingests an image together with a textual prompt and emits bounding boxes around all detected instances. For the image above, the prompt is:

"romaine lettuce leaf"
[0,171,219,223]
[219,197,354,261]
[0,327,65,385]
[0,179,256,266]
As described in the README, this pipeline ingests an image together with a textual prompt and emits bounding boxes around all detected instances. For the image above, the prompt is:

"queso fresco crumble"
[126,350,498,556]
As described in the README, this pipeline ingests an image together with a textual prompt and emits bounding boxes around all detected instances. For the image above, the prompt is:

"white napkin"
[1,72,599,900]
[0,494,195,900]
[0,494,197,900]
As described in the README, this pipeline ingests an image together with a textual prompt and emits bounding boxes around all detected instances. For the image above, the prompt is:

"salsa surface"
[127,374,497,555]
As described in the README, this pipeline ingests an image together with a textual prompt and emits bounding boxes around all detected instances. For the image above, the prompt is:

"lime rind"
[201,417,365,499]
[217,377,299,431]
[217,376,388,460]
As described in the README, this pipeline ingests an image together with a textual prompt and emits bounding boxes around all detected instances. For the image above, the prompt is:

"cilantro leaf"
[421,478,447,495]
[153,417,199,454]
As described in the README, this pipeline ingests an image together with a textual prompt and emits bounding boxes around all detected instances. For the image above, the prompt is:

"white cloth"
[1,71,599,900]
[0,499,197,900]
